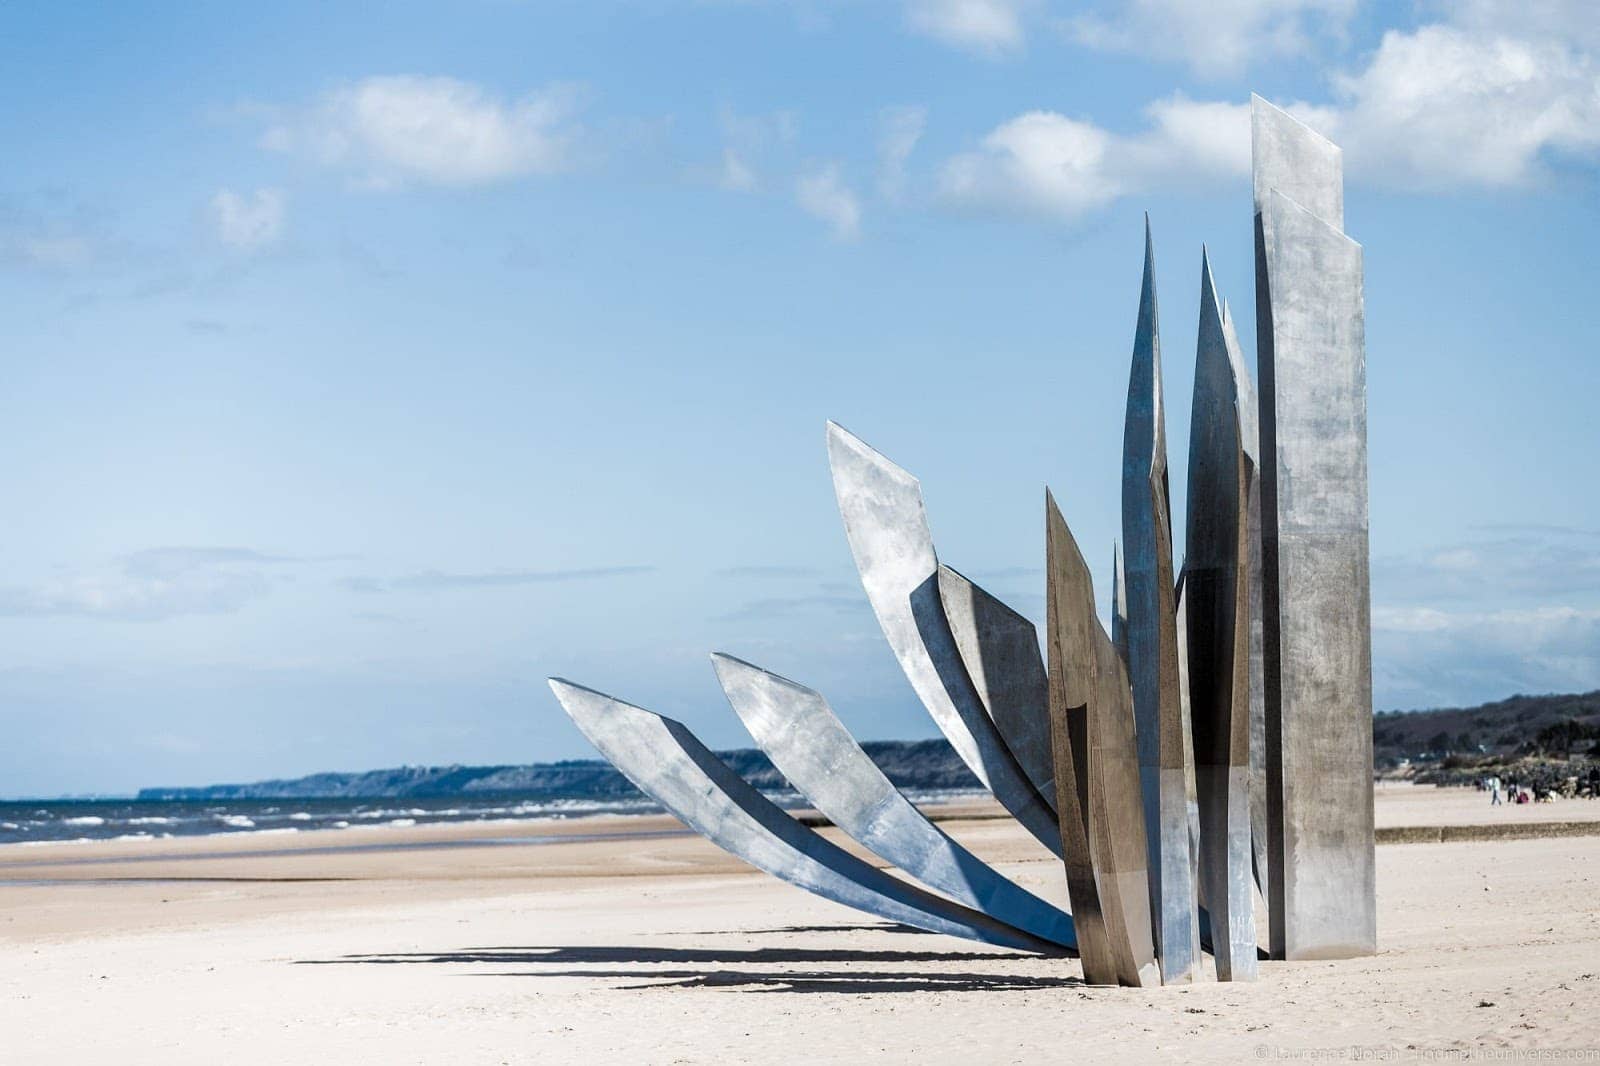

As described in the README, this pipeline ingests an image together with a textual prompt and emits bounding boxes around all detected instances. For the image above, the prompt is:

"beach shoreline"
[4,784,1599,1063]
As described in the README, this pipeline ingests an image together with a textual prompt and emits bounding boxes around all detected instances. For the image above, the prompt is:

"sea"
[0,788,989,847]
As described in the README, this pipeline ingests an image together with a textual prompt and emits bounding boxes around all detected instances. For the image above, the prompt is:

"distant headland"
[136,690,1599,802]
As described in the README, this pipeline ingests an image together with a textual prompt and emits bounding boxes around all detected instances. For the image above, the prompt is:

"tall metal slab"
[711,653,1076,949]
[1251,95,1342,232]
[548,678,1059,954]
[1044,493,1119,985]
[1046,491,1161,987]
[1089,616,1162,988]
[937,565,1057,807]
[1252,95,1376,960]
[826,421,1062,857]
[1185,250,1259,980]
[1233,297,1271,923]
[1120,219,1200,983]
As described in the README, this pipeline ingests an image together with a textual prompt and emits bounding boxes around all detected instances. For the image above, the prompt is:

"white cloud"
[0,198,106,272]
[1369,527,1600,706]
[1373,604,1600,709]
[942,5,1600,221]
[1445,0,1600,53]
[705,106,800,192]
[1119,95,1258,183]
[876,105,928,203]
[719,106,799,150]
[263,76,581,187]
[906,0,1028,57]
[1376,532,1600,604]
[7,234,95,269]
[795,163,862,240]
[210,188,286,250]
[940,111,1118,218]
[1327,24,1600,188]
[1064,0,1357,78]
[718,148,758,192]
[938,95,1253,219]
[0,548,298,622]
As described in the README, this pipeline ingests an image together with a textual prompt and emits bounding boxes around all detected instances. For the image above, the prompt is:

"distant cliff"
[135,738,981,801]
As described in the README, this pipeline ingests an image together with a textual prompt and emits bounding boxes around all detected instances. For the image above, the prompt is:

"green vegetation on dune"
[1373,691,1600,764]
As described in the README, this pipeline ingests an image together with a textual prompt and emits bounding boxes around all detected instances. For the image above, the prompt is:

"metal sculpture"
[938,565,1057,806]
[1185,249,1260,980]
[1046,490,1161,987]
[826,421,1062,857]
[547,94,1376,985]
[548,678,1060,954]
[711,652,1076,949]
[1174,571,1204,965]
[1120,219,1201,984]
[1252,95,1376,961]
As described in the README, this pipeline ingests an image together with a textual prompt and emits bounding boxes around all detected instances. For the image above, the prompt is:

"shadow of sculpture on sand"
[296,942,1083,995]
[590,968,1078,994]
[668,923,929,937]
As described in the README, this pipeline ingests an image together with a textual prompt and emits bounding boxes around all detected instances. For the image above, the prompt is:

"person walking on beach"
[1488,775,1502,806]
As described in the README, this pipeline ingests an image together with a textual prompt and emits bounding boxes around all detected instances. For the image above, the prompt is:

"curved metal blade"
[825,421,1062,858]
[711,653,1076,949]
[936,565,1057,811]
[548,678,1060,954]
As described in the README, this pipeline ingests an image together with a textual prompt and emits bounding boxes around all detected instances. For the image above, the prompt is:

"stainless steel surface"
[1251,93,1343,232]
[1047,490,1162,987]
[1185,249,1260,980]
[548,678,1060,954]
[1045,491,1119,985]
[826,421,1063,858]
[711,652,1076,949]
[1120,218,1201,983]
[1253,95,1377,961]
[938,564,1057,809]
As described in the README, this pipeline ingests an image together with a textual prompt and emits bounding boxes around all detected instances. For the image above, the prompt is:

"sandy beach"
[3,784,1598,1064]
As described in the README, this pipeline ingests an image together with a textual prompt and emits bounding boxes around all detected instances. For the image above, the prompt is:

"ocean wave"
[0,788,840,847]
[463,798,659,819]
[354,807,433,821]
[17,837,94,847]
[901,788,990,805]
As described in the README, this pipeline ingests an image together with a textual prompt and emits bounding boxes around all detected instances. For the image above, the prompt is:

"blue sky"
[2,1,1597,796]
